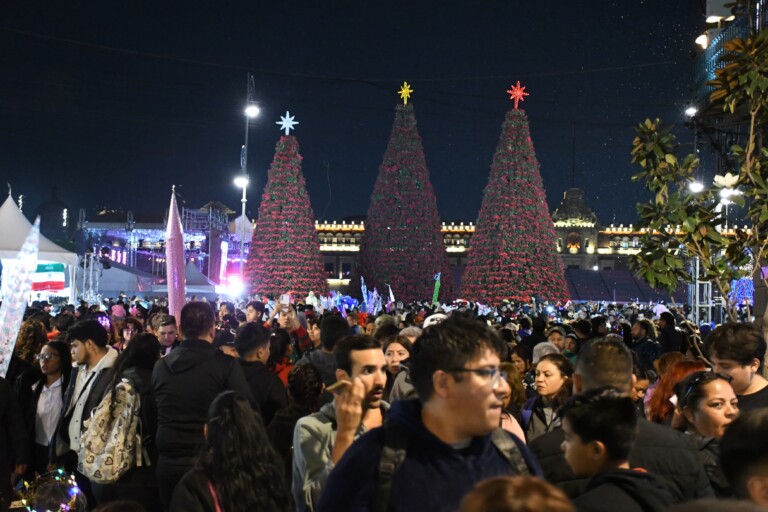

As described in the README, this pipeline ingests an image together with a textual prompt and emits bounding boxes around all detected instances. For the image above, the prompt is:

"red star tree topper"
[506,81,529,110]
[461,108,568,304]
[245,135,328,296]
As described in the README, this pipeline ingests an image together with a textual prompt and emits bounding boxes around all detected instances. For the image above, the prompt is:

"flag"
[360,276,368,313]
[31,263,65,291]
[432,272,441,306]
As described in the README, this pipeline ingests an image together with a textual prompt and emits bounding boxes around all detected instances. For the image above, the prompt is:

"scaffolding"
[181,206,231,281]
[80,253,102,305]
[182,207,229,235]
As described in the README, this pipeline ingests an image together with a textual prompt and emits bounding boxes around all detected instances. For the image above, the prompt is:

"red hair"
[648,360,708,424]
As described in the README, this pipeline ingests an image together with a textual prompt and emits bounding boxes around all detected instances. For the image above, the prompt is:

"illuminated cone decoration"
[462,106,568,304]
[0,212,39,378]
[356,101,453,303]
[246,135,328,296]
[165,188,187,320]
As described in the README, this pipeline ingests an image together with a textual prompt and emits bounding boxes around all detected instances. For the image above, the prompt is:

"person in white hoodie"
[51,318,118,505]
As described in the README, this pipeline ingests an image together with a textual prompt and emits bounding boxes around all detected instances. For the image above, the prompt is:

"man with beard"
[292,335,388,512]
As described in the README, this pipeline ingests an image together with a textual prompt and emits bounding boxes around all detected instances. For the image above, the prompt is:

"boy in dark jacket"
[561,387,674,512]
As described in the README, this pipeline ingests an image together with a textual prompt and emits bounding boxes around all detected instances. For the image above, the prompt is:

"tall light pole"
[237,73,259,289]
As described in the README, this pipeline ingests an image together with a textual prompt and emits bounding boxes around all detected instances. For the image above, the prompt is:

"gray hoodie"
[292,400,389,512]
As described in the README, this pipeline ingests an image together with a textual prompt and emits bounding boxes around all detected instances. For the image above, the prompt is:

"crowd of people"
[2,294,768,511]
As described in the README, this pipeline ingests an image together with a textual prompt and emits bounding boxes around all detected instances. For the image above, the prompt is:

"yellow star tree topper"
[398,82,413,105]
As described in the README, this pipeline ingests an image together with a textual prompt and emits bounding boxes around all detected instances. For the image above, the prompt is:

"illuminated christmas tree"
[356,84,453,303]
[245,112,328,296]
[462,83,568,304]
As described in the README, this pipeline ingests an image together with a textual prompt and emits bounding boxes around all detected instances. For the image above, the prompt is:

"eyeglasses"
[680,370,732,407]
[36,353,60,362]
[123,328,138,333]
[447,367,508,389]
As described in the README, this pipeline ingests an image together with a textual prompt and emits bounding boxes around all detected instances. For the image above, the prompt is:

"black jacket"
[529,417,713,503]
[169,468,216,512]
[0,378,29,468]
[160,340,181,357]
[7,357,41,404]
[152,339,253,466]
[23,372,70,446]
[239,360,287,426]
[520,331,547,353]
[631,337,660,373]
[573,468,675,512]
[687,432,731,498]
[267,403,312,487]
[0,377,29,509]
[658,326,683,354]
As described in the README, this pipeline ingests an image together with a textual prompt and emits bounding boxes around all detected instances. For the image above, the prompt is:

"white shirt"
[66,347,118,452]
[34,376,63,446]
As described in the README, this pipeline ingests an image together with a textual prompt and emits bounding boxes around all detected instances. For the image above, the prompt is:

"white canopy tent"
[0,194,78,302]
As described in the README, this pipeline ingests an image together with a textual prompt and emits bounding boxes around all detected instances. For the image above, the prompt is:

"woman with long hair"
[643,351,683,413]
[171,391,291,512]
[8,320,48,398]
[90,332,162,511]
[522,354,574,442]
[499,362,527,442]
[25,341,72,477]
[647,360,708,425]
[510,344,536,396]
[673,371,739,497]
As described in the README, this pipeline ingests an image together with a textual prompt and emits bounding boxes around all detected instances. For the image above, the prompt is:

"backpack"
[78,377,145,484]
[373,421,530,512]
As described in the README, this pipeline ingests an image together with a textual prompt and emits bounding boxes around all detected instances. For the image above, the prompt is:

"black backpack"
[373,421,530,512]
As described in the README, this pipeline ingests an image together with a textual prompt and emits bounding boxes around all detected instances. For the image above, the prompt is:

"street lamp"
[234,175,249,286]
[718,188,742,230]
[685,106,699,117]
[688,181,704,193]
[245,104,260,118]
[237,73,258,290]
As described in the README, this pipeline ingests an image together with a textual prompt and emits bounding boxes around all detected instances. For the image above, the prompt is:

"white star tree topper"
[276,111,299,135]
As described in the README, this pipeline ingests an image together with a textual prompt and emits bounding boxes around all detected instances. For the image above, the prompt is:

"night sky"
[1,1,703,226]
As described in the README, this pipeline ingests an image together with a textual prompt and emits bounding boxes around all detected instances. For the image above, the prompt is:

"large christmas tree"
[356,89,453,303]
[462,87,568,304]
[245,123,328,297]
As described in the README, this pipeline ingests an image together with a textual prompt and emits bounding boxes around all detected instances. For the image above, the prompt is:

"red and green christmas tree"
[356,84,453,303]
[245,115,328,297]
[462,83,568,304]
